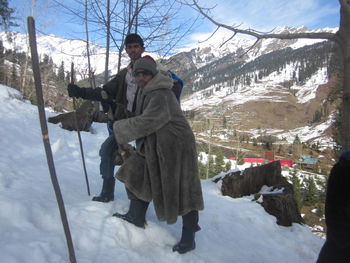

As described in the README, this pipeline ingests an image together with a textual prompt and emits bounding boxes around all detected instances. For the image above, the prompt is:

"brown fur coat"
[113,72,204,224]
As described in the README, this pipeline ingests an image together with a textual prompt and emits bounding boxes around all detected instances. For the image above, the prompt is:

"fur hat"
[133,55,158,76]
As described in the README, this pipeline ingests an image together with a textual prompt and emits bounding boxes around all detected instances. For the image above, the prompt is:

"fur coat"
[113,71,204,224]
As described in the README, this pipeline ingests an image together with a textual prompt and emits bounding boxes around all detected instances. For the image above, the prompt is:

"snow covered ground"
[0,85,324,263]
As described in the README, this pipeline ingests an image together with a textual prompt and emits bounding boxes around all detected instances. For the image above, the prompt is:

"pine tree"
[208,155,216,178]
[225,161,231,172]
[10,62,18,89]
[214,151,225,175]
[57,61,65,82]
[293,135,301,145]
[315,203,324,218]
[291,169,303,210]
[222,116,227,129]
[0,0,17,29]
[303,177,318,206]
[198,160,207,179]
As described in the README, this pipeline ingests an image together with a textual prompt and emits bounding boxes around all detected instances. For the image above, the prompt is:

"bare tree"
[53,0,200,70]
[104,0,111,83]
[84,0,96,89]
[186,0,350,151]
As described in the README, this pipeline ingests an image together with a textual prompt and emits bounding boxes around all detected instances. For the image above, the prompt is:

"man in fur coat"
[316,150,350,263]
[112,56,204,254]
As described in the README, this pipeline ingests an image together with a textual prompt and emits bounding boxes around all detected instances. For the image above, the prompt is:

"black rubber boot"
[113,199,149,228]
[172,227,196,254]
[92,177,115,202]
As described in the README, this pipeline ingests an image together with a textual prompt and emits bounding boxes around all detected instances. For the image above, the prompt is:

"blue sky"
[10,0,340,49]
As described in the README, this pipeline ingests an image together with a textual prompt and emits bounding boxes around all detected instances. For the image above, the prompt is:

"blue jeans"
[99,134,118,179]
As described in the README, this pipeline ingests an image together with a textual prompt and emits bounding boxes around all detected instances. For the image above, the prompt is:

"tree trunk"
[104,0,110,83]
[135,0,139,33]
[339,0,350,150]
[84,0,99,112]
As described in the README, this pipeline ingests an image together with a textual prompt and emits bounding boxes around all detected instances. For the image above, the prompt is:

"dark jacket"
[79,68,130,121]
[324,156,350,247]
[316,152,350,263]
[113,71,204,224]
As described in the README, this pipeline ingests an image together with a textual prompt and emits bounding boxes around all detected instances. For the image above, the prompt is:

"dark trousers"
[99,134,118,179]
[126,188,200,231]
[316,239,350,263]
[182,210,200,232]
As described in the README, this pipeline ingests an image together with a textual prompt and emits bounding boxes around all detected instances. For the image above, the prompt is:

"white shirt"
[125,64,138,112]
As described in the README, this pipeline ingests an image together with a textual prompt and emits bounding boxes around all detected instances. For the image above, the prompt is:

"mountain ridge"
[0,26,340,147]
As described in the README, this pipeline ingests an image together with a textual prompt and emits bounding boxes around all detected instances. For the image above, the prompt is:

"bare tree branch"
[198,26,219,44]
[191,0,337,42]
[219,32,237,48]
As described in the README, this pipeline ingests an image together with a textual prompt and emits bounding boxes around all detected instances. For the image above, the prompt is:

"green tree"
[198,160,207,179]
[57,61,65,82]
[10,62,18,89]
[293,135,301,145]
[291,169,303,210]
[225,161,231,172]
[222,116,227,129]
[303,177,318,206]
[0,0,17,29]
[214,151,225,175]
[312,109,322,123]
[207,155,216,178]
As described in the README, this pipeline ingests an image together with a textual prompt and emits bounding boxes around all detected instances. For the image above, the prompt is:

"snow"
[259,186,285,195]
[294,67,329,104]
[0,32,159,81]
[0,84,324,263]
[182,61,334,147]
[243,113,335,149]
[182,62,330,112]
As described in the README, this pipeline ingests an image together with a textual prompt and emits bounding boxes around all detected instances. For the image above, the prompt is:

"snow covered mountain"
[0,31,157,80]
[0,26,337,81]
[0,84,324,263]
[0,26,339,146]
[160,27,339,147]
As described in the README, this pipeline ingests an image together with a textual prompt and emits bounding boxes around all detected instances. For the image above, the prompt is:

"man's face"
[134,70,153,88]
[126,43,144,62]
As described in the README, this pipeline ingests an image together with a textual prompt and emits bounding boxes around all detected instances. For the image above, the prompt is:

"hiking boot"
[92,177,115,202]
[172,227,196,254]
[113,199,149,228]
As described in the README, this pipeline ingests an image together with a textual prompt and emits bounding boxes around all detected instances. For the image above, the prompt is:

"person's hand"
[67,84,82,98]
[115,144,135,165]
[120,144,134,160]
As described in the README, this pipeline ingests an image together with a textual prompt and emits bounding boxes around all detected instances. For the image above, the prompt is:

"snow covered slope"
[0,32,157,80]
[0,84,324,263]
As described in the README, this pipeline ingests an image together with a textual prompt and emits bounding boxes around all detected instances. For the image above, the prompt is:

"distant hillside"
[0,27,341,147]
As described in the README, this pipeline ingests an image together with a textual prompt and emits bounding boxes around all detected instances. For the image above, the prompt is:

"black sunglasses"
[134,71,153,77]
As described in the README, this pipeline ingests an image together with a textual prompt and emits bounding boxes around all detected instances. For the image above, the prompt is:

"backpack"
[168,70,184,102]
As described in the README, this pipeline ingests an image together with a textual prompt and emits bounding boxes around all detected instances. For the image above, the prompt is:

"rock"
[220,161,303,226]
